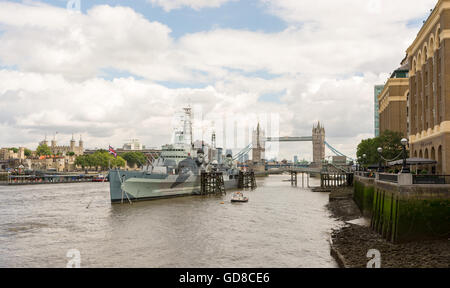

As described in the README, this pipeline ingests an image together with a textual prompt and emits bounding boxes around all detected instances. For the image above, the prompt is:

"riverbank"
[327,188,450,268]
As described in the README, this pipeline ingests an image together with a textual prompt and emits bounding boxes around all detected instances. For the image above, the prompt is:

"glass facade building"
[374,85,384,137]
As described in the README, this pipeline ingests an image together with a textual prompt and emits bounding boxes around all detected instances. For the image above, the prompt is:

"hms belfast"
[109,107,240,203]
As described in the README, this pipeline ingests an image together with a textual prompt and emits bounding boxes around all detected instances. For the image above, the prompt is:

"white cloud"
[147,0,235,11]
[0,1,438,159]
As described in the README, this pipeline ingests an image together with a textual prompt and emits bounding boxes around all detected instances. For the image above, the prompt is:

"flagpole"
[108,144,111,171]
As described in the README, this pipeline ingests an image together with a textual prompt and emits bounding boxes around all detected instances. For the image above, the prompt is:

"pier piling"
[201,172,226,195]
[238,171,257,190]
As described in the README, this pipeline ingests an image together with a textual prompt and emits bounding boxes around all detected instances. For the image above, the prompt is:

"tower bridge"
[234,122,353,166]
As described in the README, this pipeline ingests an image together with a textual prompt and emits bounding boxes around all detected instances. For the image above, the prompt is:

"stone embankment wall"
[354,175,450,243]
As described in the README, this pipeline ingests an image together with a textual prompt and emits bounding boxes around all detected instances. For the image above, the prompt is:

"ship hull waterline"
[109,170,239,203]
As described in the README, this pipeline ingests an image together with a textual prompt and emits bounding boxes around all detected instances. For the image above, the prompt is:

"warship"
[109,107,240,203]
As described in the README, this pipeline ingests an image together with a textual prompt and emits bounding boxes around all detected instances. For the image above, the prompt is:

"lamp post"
[363,154,367,171]
[377,147,383,173]
[400,138,410,174]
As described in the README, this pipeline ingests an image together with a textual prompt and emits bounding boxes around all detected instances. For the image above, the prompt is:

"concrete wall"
[354,175,450,243]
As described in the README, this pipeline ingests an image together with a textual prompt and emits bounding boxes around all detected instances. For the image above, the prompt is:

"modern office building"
[406,0,450,174]
[374,85,384,137]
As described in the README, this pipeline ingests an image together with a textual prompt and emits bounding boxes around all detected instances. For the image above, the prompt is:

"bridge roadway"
[265,166,322,174]
[265,136,313,142]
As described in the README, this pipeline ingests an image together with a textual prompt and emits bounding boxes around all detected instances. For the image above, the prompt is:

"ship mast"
[183,106,193,146]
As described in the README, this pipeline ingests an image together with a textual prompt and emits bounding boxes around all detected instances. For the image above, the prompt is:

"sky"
[0,0,438,161]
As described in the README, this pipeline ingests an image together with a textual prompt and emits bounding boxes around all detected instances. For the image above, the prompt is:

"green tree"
[111,156,126,169]
[121,152,147,168]
[8,147,18,153]
[75,151,126,171]
[75,155,89,169]
[24,149,32,157]
[357,130,407,167]
[36,144,52,156]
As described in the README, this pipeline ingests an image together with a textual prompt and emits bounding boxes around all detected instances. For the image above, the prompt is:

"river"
[0,174,339,267]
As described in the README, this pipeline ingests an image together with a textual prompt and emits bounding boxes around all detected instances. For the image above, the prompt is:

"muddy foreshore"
[327,188,450,268]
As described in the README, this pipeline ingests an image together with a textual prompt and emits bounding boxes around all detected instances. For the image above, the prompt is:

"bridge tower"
[252,123,265,163]
[312,122,325,167]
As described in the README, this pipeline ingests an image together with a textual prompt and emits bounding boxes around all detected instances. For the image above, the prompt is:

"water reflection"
[0,175,338,267]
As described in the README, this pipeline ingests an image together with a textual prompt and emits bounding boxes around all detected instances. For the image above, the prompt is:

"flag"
[108,146,117,158]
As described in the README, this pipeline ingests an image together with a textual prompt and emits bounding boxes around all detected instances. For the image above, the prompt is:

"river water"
[0,175,339,267]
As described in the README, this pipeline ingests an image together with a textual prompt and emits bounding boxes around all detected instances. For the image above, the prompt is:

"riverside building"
[378,64,409,137]
[406,0,450,174]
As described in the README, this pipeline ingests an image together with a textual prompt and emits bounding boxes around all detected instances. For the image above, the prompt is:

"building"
[40,134,84,156]
[293,155,298,164]
[406,0,450,174]
[378,64,409,137]
[312,122,325,166]
[374,85,384,137]
[123,139,143,151]
[238,153,249,163]
[252,123,265,163]
[225,149,233,157]
[0,148,12,160]
[332,156,347,165]
[0,147,26,161]
[28,155,77,172]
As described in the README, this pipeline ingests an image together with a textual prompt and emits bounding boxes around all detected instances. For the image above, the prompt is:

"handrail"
[413,174,450,184]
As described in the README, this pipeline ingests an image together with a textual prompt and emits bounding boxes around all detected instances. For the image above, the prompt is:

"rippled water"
[0,175,339,267]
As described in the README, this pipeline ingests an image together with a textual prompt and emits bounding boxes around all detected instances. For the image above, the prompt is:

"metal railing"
[413,175,450,185]
[355,171,376,178]
[378,173,398,183]
[0,172,9,185]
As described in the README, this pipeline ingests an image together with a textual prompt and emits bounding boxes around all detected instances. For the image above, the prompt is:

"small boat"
[92,174,108,182]
[231,192,248,203]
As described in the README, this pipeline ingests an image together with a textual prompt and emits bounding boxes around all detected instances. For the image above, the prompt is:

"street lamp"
[363,154,367,171]
[377,147,383,172]
[400,138,410,174]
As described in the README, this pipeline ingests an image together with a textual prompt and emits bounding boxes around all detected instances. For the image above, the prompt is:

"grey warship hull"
[109,170,239,203]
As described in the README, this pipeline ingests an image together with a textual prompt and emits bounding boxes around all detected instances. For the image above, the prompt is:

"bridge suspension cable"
[324,141,355,162]
[233,143,252,161]
[232,140,355,163]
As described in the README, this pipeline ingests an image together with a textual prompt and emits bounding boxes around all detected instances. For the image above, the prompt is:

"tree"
[357,130,407,167]
[36,144,52,156]
[8,147,18,153]
[75,151,126,171]
[24,149,32,157]
[121,152,147,168]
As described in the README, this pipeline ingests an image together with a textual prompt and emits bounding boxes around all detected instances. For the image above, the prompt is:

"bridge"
[265,136,313,142]
[233,122,354,165]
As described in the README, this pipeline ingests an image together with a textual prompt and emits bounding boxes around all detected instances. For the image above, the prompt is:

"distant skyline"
[0,0,438,161]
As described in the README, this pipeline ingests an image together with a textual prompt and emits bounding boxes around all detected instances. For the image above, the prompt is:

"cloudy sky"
[0,0,437,161]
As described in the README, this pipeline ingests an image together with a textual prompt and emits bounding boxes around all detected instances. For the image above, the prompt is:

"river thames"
[0,175,339,268]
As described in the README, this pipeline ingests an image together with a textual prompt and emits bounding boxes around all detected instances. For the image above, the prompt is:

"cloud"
[147,0,235,11]
[0,2,174,81]
[0,1,437,160]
